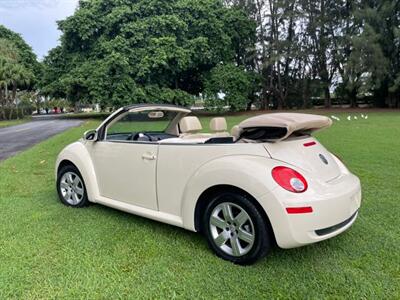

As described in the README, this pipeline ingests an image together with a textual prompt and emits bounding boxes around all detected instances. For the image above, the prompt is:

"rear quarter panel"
[156,143,281,230]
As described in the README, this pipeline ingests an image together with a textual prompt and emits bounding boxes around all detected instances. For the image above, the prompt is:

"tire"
[57,165,89,208]
[202,192,271,265]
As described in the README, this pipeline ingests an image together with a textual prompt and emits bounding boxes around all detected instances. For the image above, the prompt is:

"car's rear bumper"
[260,173,362,249]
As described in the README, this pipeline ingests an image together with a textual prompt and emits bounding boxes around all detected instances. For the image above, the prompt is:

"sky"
[0,0,79,60]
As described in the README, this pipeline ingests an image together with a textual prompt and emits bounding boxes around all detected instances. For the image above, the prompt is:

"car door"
[91,142,158,210]
[90,111,159,210]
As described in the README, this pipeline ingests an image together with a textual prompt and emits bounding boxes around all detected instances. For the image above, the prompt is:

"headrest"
[210,117,227,133]
[231,125,242,139]
[179,116,202,133]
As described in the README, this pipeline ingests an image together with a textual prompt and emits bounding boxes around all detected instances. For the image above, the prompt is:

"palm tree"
[8,64,32,119]
[0,39,34,120]
[0,59,11,120]
[0,39,16,120]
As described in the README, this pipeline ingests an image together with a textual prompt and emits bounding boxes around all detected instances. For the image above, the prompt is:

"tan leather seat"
[230,125,242,141]
[210,117,230,137]
[179,116,202,134]
[179,116,211,139]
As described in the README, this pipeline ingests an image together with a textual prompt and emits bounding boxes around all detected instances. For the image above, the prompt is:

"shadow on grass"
[58,195,353,267]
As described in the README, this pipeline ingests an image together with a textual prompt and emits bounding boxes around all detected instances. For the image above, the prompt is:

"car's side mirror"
[83,129,98,141]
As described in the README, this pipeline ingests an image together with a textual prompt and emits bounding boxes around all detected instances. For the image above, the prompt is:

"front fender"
[55,142,99,202]
[181,155,281,230]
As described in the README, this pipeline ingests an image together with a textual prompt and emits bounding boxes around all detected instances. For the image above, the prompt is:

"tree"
[0,26,38,73]
[299,0,350,108]
[0,26,38,120]
[8,64,33,119]
[360,0,400,107]
[42,0,256,110]
[0,42,34,119]
[227,0,400,109]
[39,0,400,111]
[338,25,388,107]
[205,63,254,111]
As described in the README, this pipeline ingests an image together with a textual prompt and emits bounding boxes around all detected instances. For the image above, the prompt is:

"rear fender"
[181,155,280,230]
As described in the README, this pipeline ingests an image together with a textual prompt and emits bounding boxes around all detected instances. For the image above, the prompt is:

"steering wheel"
[131,132,153,142]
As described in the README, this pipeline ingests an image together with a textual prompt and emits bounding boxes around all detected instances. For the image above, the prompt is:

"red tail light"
[272,166,308,193]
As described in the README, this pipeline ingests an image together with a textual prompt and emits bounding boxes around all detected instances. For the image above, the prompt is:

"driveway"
[0,119,83,161]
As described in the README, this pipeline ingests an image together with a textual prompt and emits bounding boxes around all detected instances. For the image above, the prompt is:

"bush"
[0,107,33,121]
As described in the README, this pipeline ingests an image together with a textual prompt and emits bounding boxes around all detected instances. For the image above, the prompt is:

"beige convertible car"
[56,104,361,264]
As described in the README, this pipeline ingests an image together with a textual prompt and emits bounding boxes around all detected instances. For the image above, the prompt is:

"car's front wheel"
[203,192,271,265]
[57,165,89,207]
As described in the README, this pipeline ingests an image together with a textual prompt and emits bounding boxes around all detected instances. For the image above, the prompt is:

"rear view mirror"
[148,111,164,119]
[83,129,98,141]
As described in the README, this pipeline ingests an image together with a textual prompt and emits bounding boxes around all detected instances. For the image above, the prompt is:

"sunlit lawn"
[0,112,399,298]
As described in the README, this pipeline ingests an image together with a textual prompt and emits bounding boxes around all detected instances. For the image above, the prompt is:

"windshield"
[105,110,179,142]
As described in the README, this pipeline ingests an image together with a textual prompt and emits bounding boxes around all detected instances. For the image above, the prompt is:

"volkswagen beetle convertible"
[55,104,361,264]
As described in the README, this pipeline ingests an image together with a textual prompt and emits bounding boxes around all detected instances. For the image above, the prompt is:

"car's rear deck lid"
[237,113,332,142]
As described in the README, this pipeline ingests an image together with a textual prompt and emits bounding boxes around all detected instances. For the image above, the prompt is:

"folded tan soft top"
[237,113,332,142]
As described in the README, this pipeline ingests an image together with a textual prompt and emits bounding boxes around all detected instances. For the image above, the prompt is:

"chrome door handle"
[142,153,156,160]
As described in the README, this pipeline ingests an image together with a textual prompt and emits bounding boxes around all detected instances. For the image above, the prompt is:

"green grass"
[0,112,399,298]
[0,118,31,128]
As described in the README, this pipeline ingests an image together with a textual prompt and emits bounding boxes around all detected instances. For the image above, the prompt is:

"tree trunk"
[302,78,310,108]
[324,86,331,108]
[260,96,266,110]
[349,88,358,108]
[277,93,284,110]
[35,95,41,114]
[0,100,5,120]
[8,84,17,120]
[261,96,269,110]
[75,101,80,113]
[8,106,13,120]
[259,82,270,110]
[0,88,5,120]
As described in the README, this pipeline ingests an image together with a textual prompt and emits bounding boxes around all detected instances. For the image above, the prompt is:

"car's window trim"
[98,140,238,146]
[96,105,191,141]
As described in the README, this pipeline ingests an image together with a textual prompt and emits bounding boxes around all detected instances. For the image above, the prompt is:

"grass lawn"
[0,118,31,128]
[0,112,399,298]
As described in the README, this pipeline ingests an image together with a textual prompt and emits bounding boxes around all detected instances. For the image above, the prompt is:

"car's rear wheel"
[202,192,271,265]
[57,165,89,207]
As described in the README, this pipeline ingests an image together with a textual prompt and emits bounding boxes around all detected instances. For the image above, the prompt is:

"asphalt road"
[0,120,83,161]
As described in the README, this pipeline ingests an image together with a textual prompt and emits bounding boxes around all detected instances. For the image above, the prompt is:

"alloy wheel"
[209,202,255,257]
[60,171,85,205]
